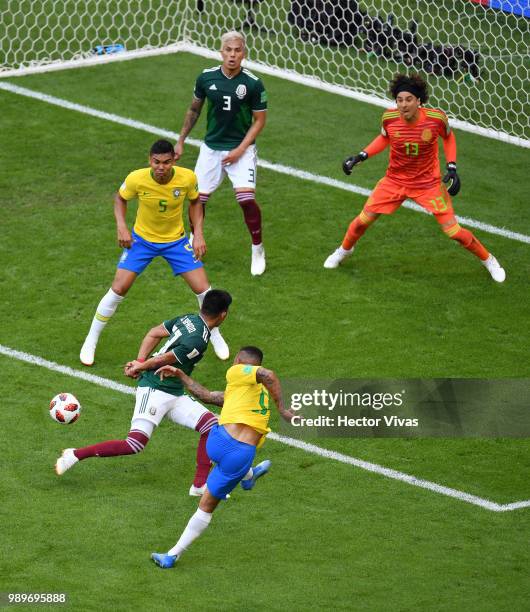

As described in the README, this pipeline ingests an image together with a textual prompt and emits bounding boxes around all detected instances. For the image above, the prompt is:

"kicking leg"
[55,386,173,475]
[55,420,153,475]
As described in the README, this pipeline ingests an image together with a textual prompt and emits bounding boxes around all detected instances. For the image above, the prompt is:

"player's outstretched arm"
[114,192,132,248]
[222,110,266,166]
[342,134,389,175]
[175,97,205,160]
[342,151,368,175]
[256,367,294,422]
[154,366,225,407]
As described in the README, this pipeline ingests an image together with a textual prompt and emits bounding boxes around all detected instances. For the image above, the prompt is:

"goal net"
[1,1,528,146]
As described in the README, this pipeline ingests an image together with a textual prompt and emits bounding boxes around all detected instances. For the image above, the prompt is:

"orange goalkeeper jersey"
[381,107,451,189]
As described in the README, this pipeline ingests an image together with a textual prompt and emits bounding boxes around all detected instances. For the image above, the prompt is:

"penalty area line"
[0,80,528,245]
[1,342,528,513]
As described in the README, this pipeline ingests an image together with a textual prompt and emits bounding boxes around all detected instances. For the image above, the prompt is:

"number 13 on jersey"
[404,142,419,156]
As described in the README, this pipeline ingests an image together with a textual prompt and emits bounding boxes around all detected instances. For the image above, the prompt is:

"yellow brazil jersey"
[119,167,199,243]
[219,364,271,441]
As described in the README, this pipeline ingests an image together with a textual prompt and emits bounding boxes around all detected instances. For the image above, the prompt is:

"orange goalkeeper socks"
[342,215,371,250]
[452,227,489,261]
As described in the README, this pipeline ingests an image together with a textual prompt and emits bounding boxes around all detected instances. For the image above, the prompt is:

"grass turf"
[0,53,529,610]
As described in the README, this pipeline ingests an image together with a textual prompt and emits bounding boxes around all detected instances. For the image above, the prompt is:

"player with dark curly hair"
[324,73,505,282]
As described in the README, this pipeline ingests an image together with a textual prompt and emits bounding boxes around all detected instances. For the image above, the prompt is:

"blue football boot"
[151,552,178,568]
[240,459,271,490]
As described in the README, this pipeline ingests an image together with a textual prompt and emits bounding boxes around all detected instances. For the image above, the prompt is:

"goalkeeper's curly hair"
[389,73,429,104]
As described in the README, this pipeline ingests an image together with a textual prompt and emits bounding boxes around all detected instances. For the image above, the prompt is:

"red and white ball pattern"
[49,393,81,424]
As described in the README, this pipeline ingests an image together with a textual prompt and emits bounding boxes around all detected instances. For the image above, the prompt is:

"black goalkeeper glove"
[443,162,461,196]
[342,151,368,175]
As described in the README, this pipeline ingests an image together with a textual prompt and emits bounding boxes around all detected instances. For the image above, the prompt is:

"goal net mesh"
[2,1,528,143]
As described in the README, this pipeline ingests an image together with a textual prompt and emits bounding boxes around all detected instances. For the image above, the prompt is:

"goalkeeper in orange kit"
[324,73,505,282]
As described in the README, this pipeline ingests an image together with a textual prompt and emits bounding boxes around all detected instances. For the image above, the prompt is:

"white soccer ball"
[49,393,81,424]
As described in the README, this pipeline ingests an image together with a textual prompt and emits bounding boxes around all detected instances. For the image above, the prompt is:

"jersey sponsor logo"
[235,84,247,99]
[173,189,180,197]
[186,348,200,360]
[209,84,217,90]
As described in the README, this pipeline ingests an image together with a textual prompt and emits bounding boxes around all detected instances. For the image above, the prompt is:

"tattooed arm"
[174,97,205,159]
[256,367,294,422]
[154,365,225,407]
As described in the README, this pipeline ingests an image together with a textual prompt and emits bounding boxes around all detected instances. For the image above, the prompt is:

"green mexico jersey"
[194,66,267,150]
[139,313,210,397]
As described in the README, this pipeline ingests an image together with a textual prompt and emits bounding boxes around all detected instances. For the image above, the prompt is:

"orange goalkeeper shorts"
[364,176,454,216]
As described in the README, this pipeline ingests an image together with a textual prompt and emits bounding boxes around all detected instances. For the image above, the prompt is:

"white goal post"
[1,1,528,147]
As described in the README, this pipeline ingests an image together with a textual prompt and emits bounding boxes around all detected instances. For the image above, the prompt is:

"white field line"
[1,343,528,513]
[1,81,528,245]
[0,43,187,78]
[1,42,528,149]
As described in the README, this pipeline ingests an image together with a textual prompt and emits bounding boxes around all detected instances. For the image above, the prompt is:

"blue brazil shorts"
[206,424,256,500]
[117,230,203,276]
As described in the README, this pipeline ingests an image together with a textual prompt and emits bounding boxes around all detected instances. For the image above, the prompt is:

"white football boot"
[251,244,266,276]
[55,448,79,475]
[323,246,354,269]
[189,484,206,497]
[79,338,96,366]
[210,327,229,360]
[482,254,506,283]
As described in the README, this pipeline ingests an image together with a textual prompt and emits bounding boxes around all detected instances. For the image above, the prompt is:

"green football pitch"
[1,52,529,611]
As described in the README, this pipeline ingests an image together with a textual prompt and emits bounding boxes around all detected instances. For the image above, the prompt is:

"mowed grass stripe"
[1,80,528,245]
[2,343,529,513]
